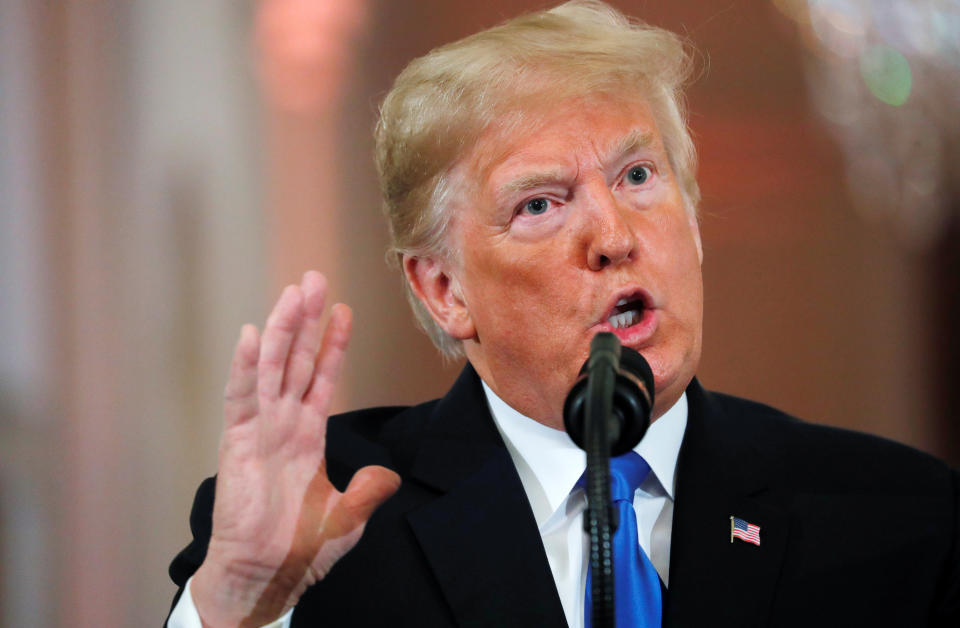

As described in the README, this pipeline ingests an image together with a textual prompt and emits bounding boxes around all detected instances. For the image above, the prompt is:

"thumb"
[340,465,402,525]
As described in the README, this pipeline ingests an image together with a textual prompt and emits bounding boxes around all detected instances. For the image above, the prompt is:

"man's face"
[429,95,703,428]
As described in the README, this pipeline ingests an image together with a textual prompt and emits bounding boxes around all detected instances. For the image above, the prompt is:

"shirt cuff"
[168,575,294,628]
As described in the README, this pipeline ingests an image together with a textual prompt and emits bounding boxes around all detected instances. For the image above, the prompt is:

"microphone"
[563,332,655,627]
[563,332,655,456]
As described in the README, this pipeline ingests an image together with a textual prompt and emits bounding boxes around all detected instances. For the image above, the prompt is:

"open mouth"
[607,295,647,330]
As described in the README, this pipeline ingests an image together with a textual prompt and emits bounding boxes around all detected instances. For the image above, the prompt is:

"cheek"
[465,248,586,338]
[468,244,558,297]
[654,212,701,273]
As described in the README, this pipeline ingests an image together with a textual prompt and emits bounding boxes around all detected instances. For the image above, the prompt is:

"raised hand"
[191,271,401,627]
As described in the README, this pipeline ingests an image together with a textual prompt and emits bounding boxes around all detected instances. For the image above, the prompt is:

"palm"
[194,271,400,626]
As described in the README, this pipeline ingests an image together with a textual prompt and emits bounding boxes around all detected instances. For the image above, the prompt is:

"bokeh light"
[859,44,912,106]
[773,0,960,248]
[808,0,867,59]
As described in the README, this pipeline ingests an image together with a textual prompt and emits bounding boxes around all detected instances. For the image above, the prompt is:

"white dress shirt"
[169,382,687,628]
[483,381,687,628]
[167,576,291,628]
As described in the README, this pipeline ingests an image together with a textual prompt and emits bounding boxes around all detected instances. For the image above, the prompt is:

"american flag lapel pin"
[730,516,761,546]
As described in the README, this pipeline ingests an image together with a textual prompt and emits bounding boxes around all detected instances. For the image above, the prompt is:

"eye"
[523,197,551,215]
[625,165,652,185]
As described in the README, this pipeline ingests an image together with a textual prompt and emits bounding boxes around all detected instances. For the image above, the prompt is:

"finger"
[223,324,261,428]
[339,465,402,527]
[282,271,328,399]
[258,285,304,401]
[304,303,353,416]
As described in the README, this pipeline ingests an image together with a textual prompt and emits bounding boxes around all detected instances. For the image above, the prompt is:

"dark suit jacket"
[169,364,960,626]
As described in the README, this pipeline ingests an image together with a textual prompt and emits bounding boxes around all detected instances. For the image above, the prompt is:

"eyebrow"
[612,129,654,161]
[496,129,656,199]
[499,168,571,198]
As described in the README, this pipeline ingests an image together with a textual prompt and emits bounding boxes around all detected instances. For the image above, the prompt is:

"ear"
[688,213,703,264]
[403,255,476,340]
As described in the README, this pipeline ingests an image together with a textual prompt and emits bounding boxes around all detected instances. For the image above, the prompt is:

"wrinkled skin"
[192,93,704,626]
[191,272,401,627]
[406,94,704,429]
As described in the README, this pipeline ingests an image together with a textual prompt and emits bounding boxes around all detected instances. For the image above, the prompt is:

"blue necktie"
[583,452,662,628]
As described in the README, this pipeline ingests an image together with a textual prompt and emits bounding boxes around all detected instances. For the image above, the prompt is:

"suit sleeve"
[166,477,216,624]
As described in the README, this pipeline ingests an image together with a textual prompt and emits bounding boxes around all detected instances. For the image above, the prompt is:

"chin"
[649,350,698,400]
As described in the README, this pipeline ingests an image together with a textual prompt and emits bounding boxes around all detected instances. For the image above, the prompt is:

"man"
[168,2,960,626]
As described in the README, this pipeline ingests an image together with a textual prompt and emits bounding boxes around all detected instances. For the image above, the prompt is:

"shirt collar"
[483,380,688,526]
[637,392,686,501]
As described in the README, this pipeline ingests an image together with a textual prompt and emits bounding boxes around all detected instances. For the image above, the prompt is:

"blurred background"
[1,0,958,625]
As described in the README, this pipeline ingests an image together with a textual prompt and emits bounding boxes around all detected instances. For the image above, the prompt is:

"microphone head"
[563,341,655,455]
[611,346,654,455]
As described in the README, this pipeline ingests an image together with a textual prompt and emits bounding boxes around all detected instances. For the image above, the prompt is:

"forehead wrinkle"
[479,109,657,204]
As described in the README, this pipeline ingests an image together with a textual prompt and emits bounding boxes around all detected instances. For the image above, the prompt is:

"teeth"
[616,297,629,306]
[608,309,640,329]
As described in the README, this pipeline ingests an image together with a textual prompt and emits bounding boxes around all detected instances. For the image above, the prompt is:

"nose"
[584,187,638,271]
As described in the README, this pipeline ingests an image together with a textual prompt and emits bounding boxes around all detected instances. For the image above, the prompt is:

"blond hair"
[375,0,699,357]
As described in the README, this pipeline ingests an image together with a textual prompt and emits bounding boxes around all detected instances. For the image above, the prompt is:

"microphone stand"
[566,332,653,628]
[583,333,620,628]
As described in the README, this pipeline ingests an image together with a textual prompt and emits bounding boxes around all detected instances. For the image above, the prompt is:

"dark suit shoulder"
[674,382,960,627]
[707,388,954,493]
[324,399,440,487]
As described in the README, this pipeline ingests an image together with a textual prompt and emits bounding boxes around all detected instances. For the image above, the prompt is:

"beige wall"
[0,1,955,625]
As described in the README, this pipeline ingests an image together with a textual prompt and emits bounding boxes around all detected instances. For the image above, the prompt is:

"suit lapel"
[396,369,789,627]
[405,365,568,627]
[665,380,790,627]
